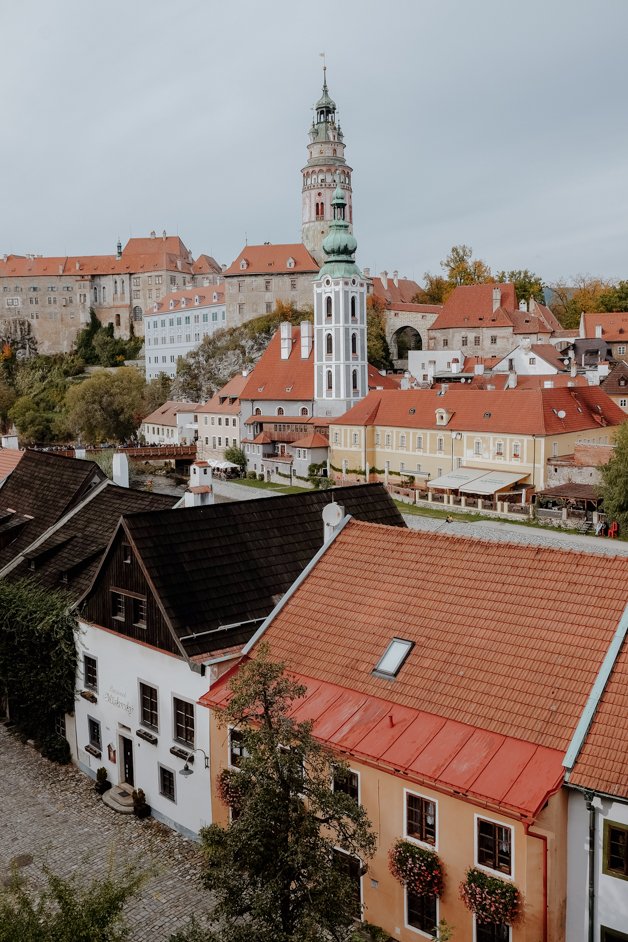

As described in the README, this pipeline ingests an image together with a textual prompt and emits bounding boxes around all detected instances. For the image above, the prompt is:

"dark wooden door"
[121,736,134,786]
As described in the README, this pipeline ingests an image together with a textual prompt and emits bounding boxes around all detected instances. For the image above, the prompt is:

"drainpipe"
[584,790,596,942]
[525,823,548,942]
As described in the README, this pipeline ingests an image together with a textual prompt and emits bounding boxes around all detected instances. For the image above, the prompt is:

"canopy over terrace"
[428,467,528,495]
[426,467,486,490]
[536,483,603,517]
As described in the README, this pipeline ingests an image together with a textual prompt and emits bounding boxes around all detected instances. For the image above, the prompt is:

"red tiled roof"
[462,355,502,372]
[529,344,571,371]
[197,373,248,415]
[244,520,628,754]
[0,447,23,481]
[192,254,222,275]
[203,669,564,818]
[252,432,274,444]
[431,284,517,330]
[532,302,563,334]
[371,276,423,307]
[240,328,314,401]
[292,432,329,449]
[223,244,318,277]
[582,312,628,341]
[469,374,588,390]
[141,400,202,427]
[332,386,627,435]
[367,365,400,390]
[601,360,628,396]
[147,286,224,315]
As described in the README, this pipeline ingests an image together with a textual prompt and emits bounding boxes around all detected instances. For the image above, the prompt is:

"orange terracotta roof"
[147,286,224,315]
[332,386,627,435]
[122,235,191,258]
[510,310,552,335]
[240,327,314,401]
[292,432,329,448]
[0,447,23,481]
[191,254,222,275]
[203,668,564,819]
[243,415,333,427]
[197,373,248,415]
[371,276,423,306]
[141,400,202,427]
[532,301,563,333]
[252,432,274,445]
[601,360,628,396]
[244,520,628,754]
[582,311,628,341]
[469,374,588,390]
[462,355,502,372]
[431,284,517,330]
[367,365,400,390]
[529,344,571,371]
[223,243,318,277]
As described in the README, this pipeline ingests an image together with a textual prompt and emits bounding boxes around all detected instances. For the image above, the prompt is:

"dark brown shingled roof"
[4,483,176,601]
[90,484,405,658]
[0,451,106,568]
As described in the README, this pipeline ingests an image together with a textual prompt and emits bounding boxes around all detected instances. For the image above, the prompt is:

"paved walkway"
[0,724,212,941]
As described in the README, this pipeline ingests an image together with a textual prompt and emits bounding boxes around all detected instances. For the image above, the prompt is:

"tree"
[416,274,448,304]
[143,373,172,414]
[197,648,375,942]
[74,310,142,366]
[597,279,628,313]
[366,296,393,371]
[547,276,611,329]
[224,444,246,471]
[0,859,147,942]
[496,269,545,305]
[0,378,16,432]
[65,367,145,443]
[441,244,493,287]
[600,420,628,533]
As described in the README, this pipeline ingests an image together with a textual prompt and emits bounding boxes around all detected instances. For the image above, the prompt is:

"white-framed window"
[385,433,392,448]
[87,716,102,751]
[405,887,439,938]
[416,434,423,451]
[552,442,558,458]
[475,814,514,878]
[139,681,158,731]
[173,696,194,748]
[83,654,98,691]
[474,439,482,456]
[495,440,504,456]
[474,918,511,942]
[400,433,406,450]
[436,436,444,454]
[512,441,521,460]
[404,788,437,849]
[617,345,626,355]
[352,432,359,446]
[620,399,627,408]
[332,849,362,919]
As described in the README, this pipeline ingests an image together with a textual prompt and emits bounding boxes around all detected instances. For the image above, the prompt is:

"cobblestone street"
[0,724,212,941]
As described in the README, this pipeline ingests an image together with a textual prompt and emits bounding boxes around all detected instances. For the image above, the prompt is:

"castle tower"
[313,186,367,417]
[301,67,353,264]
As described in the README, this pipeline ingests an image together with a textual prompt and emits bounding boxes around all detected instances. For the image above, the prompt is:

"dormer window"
[194,296,199,305]
[286,257,295,269]
[435,409,450,426]
[374,638,414,679]
[169,300,174,310]
[240,259,248,270]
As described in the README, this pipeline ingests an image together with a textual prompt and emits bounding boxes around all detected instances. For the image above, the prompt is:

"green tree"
[441,244,493,287]
[600,421,628,533]
[74,310,142,366]
[416,274,448,304]
[143,373,172,414]
[8,394,61,444]
[0,378,16,432]
[0,859,147,942]
[496,269,545,304]
[547,276,611,329]
[65,367,145,443]
[224,444,246,471]
[366,296,393,371]
[196,648,375,942]
[598,279,628,312]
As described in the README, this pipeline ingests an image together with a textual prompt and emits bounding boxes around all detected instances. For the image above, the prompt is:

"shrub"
[459,866,521,925]
[95,766,112,794]
[246,471,257,480]
[388,838,444,897]
[132,788,151,819]
[40,733,71,765]
[257,473,264,481]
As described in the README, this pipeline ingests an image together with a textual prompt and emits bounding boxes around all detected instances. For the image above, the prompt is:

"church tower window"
[326,296,333,319]
[351,296,357,320]
[352,369,358,391]
[326,370,333,391]
[326,333,333,356]
[351,333,357,356]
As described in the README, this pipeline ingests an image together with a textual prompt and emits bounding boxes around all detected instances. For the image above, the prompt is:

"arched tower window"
[325,333,333,356]
[326,370,333,392]
[300,407,309,416]
[352,369,358,391]
[277,407,285,416]
[351,333,357,356]
[351,296,357,320]
[325,296,333,319]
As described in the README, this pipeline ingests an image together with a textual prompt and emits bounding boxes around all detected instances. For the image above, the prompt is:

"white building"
[140,400,201,445]
[144,286,225,380]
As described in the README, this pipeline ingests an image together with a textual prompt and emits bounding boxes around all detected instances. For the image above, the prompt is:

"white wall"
[408,349,463,383]
[567,788,628,940]
[73,622,212,838]
[493,344,560,375]
[144,303,226,380]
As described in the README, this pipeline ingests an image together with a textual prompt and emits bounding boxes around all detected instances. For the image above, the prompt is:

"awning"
[459,470,528,495]
[427,468,487,490]
[206,459,239,470]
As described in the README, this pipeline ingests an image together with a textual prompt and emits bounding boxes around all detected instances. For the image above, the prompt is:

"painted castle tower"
[301,67,353,264]
[313,185,367,417]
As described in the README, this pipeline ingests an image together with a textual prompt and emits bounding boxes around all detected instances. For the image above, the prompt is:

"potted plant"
[217,767,247,814]
[459,866,521,925]
[388,838,444,897]
[94,766,112,795]
[132,788,151,819]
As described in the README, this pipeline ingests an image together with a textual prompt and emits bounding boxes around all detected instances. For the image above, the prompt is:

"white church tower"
[313,185,368,417]
[301,66,353,265]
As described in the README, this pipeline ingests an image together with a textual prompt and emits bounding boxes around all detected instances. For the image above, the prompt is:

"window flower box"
[388,838,444,897]
[459,866,521,925]
[80,690,97,704]
[136,728,158,746]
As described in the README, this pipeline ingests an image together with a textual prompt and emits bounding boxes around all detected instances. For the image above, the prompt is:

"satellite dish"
[557,409,566,419]
[322,502,344,527]
[563,358,570,366]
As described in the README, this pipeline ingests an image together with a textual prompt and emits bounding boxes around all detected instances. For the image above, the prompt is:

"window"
[229,728,250,767]
[407,889,438,935]
[140,682,158,730]
[325,332,333,356]
[416,434,423,451]
[512,441,521,460]
[326,296,333,318]
[618,345,627,355]
[621,399,628,408]
[352,432,359,446]
[490,335,497,345]
[277,407,285,416]
[400,433,406,449]
[475,922,510,942]
[351,296,357,319]
[265,302,272,313]
[604,821,628,879]
[264,279,271,291]
[122,543,132,564]
[290,278,297,290]
[333,850,362,918]
[461,335,468,347]
[436,436,444,454]
[374,638,413,678]
[173,697,194,747]
[552,442,558,458]
[326,370,333,392]
[88,717,101,751]
[133,597,147,628]
[442,338,448,348]
[495,440,504,456]
[474,335,481,346]
[352,369,358,391]
[406,792,436,846]
[476,817,512,875]
[84,655,98,691]
[474,439,482,456]
[300,407,309,416]
[333,767,359,802]
[159,765,176,802]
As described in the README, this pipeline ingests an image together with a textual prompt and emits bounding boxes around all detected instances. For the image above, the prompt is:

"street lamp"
[451,432,462,470]
[178,747,210,777]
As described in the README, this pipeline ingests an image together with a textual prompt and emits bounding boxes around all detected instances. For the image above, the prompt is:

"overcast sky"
[3,0,628,286]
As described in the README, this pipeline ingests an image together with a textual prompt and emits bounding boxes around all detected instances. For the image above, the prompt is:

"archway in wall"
[391,326,422,368]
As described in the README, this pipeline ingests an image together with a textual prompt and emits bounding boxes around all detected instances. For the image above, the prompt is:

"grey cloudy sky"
[3,0,628,286]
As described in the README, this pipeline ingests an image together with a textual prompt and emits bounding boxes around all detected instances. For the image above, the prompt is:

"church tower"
[313,185,367,417]
[301,67,353,264]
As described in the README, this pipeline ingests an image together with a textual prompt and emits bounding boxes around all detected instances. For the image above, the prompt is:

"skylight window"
[374,638,413,678]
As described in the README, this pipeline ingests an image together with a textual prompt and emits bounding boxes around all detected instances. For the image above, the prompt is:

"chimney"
[162,230,167,241]
[474,363,485,375]
[492,287,501,312]
[58,264,63,275]
[571,359,577,378]
[280,321,292,360]
[300,320,313,359]
[116,240,122,259]
[595,324,603,338]
[75,260,81,271]
[150,230,156,239]
[323,502,345,545]
[185,461,214,506]
[1,433,19,450]
[363,267,370,278]
[112,452,129,488]
[519,299,528,311]
[392,270,399,287]
[380,270,388,290]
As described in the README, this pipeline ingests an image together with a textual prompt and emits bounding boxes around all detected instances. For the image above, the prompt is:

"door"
[120,735,134,787]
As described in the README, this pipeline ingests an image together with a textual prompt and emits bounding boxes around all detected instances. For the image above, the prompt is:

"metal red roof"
[201,671,564,819]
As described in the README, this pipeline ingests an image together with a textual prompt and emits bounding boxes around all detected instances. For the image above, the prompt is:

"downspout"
[525,824,548,942]
[584,790,596,942]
